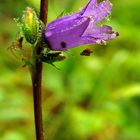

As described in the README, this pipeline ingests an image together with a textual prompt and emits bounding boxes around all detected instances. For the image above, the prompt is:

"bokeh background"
[0,0,140,140]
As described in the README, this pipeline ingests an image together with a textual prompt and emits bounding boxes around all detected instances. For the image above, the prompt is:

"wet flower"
[44,0,119,51]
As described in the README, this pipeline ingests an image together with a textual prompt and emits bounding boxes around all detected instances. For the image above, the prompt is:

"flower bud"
[22,7,39,44]
[40,51,66,64]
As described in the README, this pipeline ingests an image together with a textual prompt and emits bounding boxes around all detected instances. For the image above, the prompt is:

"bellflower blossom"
[44,0,119,51]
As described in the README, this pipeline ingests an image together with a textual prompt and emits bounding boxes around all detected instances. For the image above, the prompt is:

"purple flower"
[44,0,118,51]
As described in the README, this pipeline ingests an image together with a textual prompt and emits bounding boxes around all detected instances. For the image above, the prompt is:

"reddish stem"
[32,0,48,140]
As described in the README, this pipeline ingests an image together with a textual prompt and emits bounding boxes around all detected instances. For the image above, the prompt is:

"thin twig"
[32,0,48,140]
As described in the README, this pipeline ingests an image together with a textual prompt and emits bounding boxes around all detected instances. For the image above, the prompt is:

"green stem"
[31,0,48,140]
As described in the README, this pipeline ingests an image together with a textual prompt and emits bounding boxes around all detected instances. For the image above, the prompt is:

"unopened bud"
[40,51,66,64]
[22,7,39,44]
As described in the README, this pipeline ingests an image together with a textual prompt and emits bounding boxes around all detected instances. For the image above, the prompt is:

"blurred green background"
[0,0,140,140]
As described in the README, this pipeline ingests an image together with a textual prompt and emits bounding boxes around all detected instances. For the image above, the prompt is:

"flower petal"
[82,0,97,16]
[47,0,111,31]
[83,0,112,23]
[47,0,97,29]
[47,12,80,30]
[44,0,118,51]
[83,21,118,41]
[44,17,91,50]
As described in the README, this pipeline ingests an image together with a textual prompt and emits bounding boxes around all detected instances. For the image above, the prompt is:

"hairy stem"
[31,0,48,140]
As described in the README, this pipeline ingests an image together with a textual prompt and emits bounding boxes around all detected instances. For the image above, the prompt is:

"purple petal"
[47,0,97,30]
[44,0,118,51]
[47,12,80,30]
[47,0,111,30]
[83,22,117,41]
[81,0,97,15]
[83,0,112,23]
[44,17,91,50]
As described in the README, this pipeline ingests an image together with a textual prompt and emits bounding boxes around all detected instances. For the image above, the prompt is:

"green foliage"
[0,0,140,140]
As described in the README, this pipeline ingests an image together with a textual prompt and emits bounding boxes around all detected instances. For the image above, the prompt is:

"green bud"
[40,51,66,64]
[22,7,39,44]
